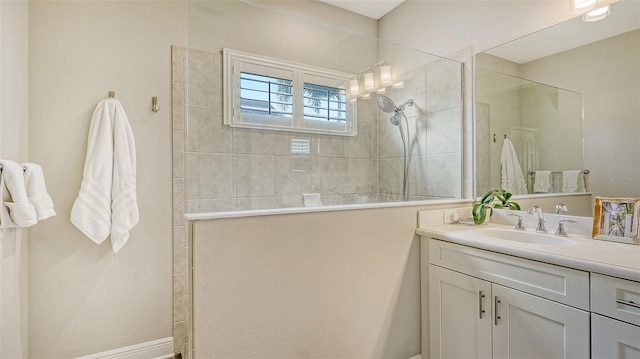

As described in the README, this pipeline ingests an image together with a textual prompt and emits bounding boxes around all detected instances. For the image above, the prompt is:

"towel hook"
[108,91,115,99]
[151,97,160,112]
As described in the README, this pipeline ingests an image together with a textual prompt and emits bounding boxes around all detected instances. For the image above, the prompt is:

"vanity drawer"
[429,239,590,310]
[591,273,640,326]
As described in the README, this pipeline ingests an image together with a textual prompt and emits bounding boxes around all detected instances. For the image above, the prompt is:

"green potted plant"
[472,189,521,225]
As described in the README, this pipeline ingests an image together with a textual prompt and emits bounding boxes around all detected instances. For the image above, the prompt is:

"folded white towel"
[71,98,138,253]
[0,160,37,227]
[22,163,56,221]
[500,138,528,195]
[533,170,552,193]
[562,170,586,193]
[0,171,18,229]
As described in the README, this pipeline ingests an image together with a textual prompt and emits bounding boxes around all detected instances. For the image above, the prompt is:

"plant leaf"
[473,204,487,224]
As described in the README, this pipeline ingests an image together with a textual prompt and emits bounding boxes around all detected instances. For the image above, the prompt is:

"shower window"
[223,48,357,136]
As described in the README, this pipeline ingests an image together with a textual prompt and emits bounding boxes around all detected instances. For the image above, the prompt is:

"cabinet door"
[429,265,492,359]
[492,284,590,359]
[592,313,640,359]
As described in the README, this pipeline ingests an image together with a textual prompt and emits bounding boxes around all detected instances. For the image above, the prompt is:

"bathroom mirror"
[475,0,640,198]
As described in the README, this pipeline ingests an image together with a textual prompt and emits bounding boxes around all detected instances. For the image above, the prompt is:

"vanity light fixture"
[582,5,611,22]
[364,72,375,91]
[348,61,396,100]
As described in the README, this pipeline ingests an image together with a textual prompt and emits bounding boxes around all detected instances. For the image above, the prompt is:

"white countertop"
[417,223,640,282]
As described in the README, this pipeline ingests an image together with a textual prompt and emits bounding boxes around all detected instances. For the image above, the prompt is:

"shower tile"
[173,226,186,275]
[396,67,427,116]
[187,198,233,213]
[357,96,377,125]
[187,153,234,199]
[173,321,186,355]
[407,114,428,156]
[426,58,462,113]
[320,194,345,206]
[409,154,430,196]
[347,159,376,193]
[173,178,184,226]
[278,195,303,208]
[426,107,462,155]
[476,102,491,136]
[187,58,221,108]
[377,116,403,159]
[173,102,185,133]
[171,46,186,85]
[378,157,403,196]
[346,123,374,159]
[234,155,275,197]
[234,197,276,211]
[173,274,185,322]
[173,130,185,178]
[233,128,275,155]
[426,153,462,198]
[315,157,349,194]
[275,156,312,195]
[187,47,215,62]
[187,106,232,153]
[313,134,345,157]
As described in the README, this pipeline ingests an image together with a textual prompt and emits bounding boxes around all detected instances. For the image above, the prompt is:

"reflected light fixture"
[582,5,611,21]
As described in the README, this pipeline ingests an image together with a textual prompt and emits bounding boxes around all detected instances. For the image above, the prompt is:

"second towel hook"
[151,97,160,113]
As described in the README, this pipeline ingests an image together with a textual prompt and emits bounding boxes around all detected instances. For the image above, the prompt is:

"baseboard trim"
[74,337,174,359]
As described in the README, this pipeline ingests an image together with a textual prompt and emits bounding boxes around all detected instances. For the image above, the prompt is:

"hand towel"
[562,170,586,193]
[533,170,552,193]
[71,98,138,253]
[22,163,56,220]
[0,160,37,227]
[500,138,528,195]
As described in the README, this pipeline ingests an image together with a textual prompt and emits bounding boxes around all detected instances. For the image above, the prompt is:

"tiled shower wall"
[171,45,462,356]
[174,46,462,213]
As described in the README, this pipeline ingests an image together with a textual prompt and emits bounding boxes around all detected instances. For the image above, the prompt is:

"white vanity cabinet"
[427,239,591,359]
[590,273,640,358]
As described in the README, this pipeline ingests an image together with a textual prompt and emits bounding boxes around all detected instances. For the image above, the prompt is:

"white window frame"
[223,48,357,137]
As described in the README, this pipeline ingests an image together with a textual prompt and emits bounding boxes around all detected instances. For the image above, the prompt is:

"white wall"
[28,1,185,357]
[0,1,29,357]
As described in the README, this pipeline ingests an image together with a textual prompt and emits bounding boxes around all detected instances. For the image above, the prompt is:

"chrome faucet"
[555,203,568,214]
[527,206,547,233]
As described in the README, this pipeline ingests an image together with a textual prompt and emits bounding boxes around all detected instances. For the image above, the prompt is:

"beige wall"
[28,1,185,357]
[0,1,29,357]
[521,30,640,198]
[191,205,428,358]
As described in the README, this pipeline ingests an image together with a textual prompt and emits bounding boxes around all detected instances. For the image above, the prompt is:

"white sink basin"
[473,228,576,246]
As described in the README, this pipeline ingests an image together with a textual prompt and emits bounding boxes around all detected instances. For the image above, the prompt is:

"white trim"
[74,337,174,359]
[185,199,475,221]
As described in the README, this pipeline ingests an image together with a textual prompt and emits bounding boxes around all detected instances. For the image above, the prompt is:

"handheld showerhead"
[389,114,402,126]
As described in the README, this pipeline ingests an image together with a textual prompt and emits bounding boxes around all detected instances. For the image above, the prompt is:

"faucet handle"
[555,203,569,214]
[508,214,525,230]
[555,219,577,237]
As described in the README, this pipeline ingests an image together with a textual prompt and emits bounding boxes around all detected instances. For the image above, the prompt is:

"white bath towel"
[71,98,138,253]
[562,170,586,193]
[0,170,19,229]
[0,160,37,227]
[533,170,552,193]
[500,138,528,195]
[22,163,56,220]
